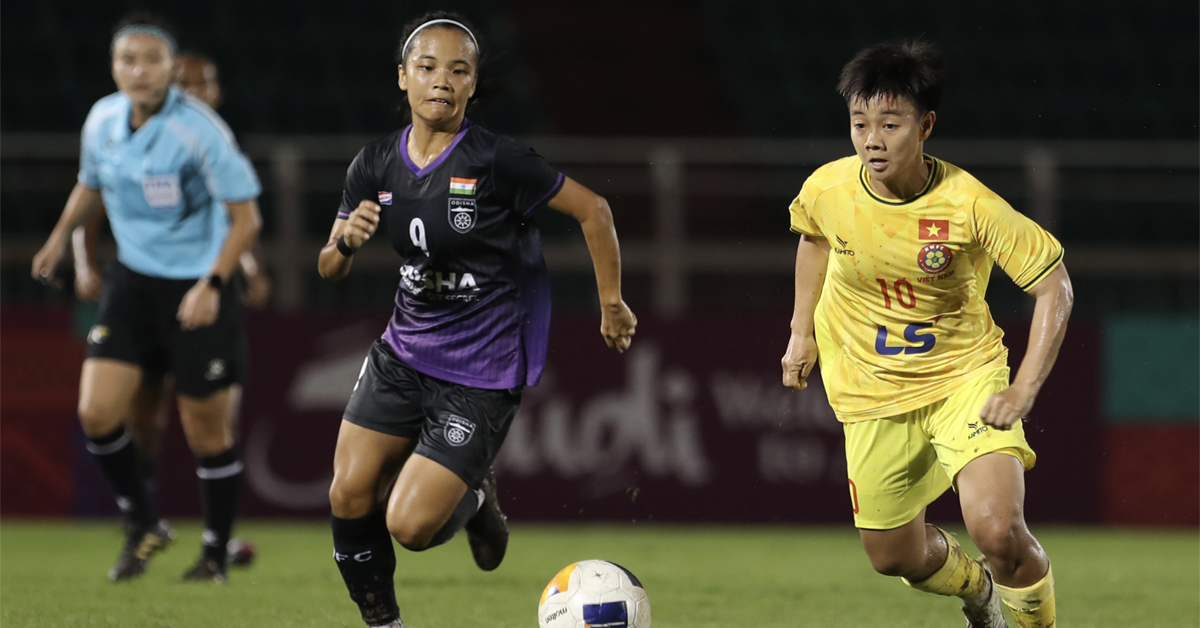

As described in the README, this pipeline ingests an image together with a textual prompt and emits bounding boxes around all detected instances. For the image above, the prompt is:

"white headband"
[111,24,178,55]
[401,19,479,62]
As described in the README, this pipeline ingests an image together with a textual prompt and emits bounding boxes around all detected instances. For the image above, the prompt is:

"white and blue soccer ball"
[537,559,651,628]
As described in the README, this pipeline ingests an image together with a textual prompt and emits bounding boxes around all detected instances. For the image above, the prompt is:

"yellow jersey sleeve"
[788,178,824,238]
[972,196,1065,291]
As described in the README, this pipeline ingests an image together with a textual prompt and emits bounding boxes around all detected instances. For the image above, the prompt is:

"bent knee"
[394,532,433,553]
[861,530,930,579]
[867,553,921,578]
[78,400,124,436]
[971,518,1028,565]
[329,480,376,519]
[387,516,438,552]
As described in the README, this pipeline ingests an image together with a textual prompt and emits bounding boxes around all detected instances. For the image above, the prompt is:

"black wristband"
[206,274,224,290]
[336,236,356,257]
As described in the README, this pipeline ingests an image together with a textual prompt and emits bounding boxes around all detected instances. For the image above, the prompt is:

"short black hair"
[113,11,176,41]
[837,40,946,114]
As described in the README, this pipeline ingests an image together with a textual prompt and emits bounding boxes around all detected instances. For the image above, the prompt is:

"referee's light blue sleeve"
[78,127,100,189]
[194,123,262,203]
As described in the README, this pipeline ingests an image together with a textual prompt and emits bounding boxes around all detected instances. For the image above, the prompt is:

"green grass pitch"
[1,520,1196,627]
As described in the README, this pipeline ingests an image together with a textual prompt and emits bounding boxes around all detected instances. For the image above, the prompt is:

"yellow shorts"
[843,367,1036,530]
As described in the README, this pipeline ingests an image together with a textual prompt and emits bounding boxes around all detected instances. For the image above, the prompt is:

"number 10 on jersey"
[876,278,916,309]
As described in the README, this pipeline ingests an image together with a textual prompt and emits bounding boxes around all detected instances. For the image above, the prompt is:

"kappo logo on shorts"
[445,414,476,447]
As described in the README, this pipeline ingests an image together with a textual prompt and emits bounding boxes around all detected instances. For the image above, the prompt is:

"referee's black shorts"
[86,260,248,398]
[344,339,522,489]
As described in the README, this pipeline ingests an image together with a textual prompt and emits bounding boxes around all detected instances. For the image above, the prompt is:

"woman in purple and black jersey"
[317,12,637,628]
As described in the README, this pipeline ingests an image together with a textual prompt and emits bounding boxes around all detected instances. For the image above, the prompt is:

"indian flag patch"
[449,177,477,196]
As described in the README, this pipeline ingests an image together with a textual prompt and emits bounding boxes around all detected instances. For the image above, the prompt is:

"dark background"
[1,0,1196,525]
[2,0,1197,314]
[4,0,1197,139]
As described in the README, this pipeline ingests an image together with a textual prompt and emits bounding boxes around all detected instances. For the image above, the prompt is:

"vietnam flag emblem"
[918,219,949,241]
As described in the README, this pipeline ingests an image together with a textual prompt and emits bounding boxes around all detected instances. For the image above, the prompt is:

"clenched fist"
[343,200,382,249]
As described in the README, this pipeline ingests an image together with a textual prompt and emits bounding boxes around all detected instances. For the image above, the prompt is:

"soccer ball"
[537,560,651,627]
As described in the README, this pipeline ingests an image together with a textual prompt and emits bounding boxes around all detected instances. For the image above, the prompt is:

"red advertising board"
[3,308,1103,524]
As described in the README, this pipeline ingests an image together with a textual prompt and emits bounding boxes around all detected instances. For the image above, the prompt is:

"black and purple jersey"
[338,120,564,390]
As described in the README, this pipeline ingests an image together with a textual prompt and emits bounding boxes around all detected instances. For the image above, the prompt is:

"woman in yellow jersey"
[781,40,1072,628]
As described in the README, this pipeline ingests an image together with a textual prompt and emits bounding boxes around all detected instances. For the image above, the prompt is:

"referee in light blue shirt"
[32,12,261,584]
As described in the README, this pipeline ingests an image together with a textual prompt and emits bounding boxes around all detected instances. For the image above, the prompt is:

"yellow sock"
[902,527,989,600]
[995,565,1056,628]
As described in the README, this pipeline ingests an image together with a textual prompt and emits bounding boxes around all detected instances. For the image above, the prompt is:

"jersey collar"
[858,155,941,206]
[110,86,183,149]
[399,118,472,178]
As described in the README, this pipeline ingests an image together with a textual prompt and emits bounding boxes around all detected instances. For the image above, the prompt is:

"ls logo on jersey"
[445,414,476,446]
[875,323,937,355]
[448,177,477,233]
[377,191,393,205]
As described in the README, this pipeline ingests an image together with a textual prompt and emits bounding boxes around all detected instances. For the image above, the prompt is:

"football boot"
[962,557,1009,628]
[109,519,175,582]
[464,468,508,571]
[181,556,229,584]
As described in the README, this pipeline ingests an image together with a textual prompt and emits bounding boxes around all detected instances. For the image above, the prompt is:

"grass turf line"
[1,520,1196,627]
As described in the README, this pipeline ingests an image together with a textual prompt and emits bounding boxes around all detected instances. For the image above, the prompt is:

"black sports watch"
[206,274,224,290]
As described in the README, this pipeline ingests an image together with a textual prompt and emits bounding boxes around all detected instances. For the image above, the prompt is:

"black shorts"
[344,339,523,489]
[86,260,248,398]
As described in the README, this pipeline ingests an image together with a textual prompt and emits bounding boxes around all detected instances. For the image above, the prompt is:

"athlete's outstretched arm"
[32,183,104,287]
[177,199,263,330]
[547,177,636,353]
[980,264,1074,428]
[318,200,381,281]
[782,234,830,391]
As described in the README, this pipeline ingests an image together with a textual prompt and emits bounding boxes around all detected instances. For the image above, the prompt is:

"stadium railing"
[2,134,1196,314]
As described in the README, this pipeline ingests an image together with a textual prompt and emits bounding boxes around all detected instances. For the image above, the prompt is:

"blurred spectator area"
[2,0,1196,138]
[2,134,1196,317]
[2,0,1196,315]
